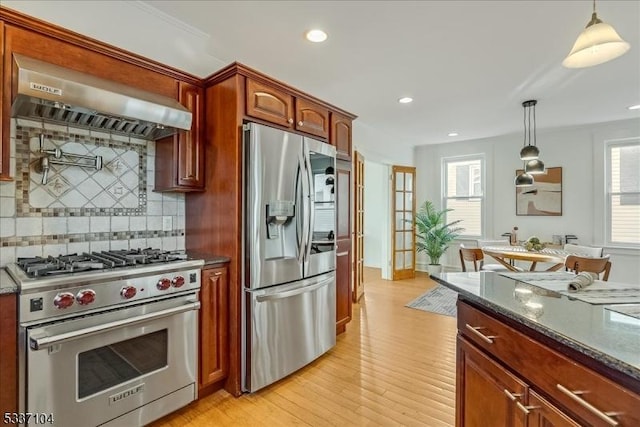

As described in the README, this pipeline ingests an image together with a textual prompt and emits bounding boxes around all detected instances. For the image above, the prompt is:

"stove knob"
[121,286,137,299]
[157,278,171,290]
[76,289,96,305]
[172,276,185,288]
[54,292,75,309]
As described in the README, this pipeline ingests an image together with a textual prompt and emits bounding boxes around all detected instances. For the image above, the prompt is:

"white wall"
[353,121,414,166]
[363,161,387,269]
[413,118,640,283]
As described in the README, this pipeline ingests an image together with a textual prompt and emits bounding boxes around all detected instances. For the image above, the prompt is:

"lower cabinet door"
[199,266,229,393]
[524,391,581,427]
[457,336,527,427]
[335,238,352,334]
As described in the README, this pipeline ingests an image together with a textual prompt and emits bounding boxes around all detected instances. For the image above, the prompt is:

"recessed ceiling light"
[628,104,640,110]
[305,29,327,43]
[398,97,413,104]
[448,132,459,137]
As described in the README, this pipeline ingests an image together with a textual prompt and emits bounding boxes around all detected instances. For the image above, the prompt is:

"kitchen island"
[434,271,639,426]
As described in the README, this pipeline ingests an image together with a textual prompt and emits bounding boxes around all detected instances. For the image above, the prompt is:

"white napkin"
[567,272,599,292]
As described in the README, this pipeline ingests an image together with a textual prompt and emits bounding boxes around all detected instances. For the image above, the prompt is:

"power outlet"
[162,216,172,232]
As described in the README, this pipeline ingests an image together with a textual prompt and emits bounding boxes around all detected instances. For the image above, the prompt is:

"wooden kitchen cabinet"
[330,112,353,160]
[198,265,229,397]
[457,300,640,427]
[335,160,352,334]
[246,77,330,139]
[457,337,526,426]
[155,81,205,191]
[246,78,295,128]
[0,20,7,181]
[0,293,17,414]
[295,97,329,139]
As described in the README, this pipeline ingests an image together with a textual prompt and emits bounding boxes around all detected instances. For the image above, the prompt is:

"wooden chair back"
[459,245,484,272]
[564,255,611,281]
[563,244,603,257]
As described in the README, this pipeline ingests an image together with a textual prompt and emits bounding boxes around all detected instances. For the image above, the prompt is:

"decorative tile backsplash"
[0,119,186,267]
[29,136,142,209]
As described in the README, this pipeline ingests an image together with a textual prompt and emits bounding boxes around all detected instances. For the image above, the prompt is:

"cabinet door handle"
[465,324,496,344]
[516,401,538,415]
[288,118,294,124]
[213,272,222,276]
[298,121,304,126]
[503,389,522,401]
[556,384,620,426]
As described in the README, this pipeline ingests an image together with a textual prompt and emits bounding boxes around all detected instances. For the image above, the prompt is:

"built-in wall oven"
[7,249,203,427]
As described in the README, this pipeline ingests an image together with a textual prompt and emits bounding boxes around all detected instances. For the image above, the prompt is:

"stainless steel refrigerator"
[242,122,337,392]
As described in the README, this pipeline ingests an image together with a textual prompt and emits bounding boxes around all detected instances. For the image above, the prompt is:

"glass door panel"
[392,166,416,280]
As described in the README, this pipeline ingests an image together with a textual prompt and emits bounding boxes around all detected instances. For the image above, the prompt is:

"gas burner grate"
[16,248,188,278]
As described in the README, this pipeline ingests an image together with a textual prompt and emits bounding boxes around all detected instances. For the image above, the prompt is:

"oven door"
[24,294,199,427]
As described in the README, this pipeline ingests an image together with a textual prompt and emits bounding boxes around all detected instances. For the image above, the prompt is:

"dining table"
[482,245,569,272]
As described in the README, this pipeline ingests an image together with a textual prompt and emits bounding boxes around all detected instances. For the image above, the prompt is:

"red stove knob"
[172,276,185,288]
[157,278,171,290]
[54,292,75,309]
[121,286,137,299]
[76,289,96,305]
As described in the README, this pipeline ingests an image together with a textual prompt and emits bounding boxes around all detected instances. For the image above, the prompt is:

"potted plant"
[414,200,465,275]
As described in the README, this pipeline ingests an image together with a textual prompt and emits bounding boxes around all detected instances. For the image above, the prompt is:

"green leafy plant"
[524,236,546,251]
[414,200,465,265]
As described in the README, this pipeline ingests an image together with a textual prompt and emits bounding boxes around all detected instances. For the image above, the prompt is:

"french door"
[353,151,364,302]
[392,166,416,280]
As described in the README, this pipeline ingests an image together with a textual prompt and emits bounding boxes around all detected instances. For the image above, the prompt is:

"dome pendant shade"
[515,172,534,187]
[525,159,546,174]
[520,145,540,160]
[563,12,630,68]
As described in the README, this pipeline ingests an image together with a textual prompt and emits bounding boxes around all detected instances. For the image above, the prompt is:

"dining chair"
[563,243,603,257]
[564,255,611,281]
[459,245,510,272]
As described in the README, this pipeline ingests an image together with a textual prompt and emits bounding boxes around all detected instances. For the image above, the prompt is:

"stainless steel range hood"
[10,54,192,140]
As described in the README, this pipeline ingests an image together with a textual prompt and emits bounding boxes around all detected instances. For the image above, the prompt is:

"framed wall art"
[516,167,562,216]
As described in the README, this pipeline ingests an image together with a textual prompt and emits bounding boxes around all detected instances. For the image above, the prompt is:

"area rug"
[405,285,458,317]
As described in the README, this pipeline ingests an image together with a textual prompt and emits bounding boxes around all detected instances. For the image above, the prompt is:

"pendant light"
[519,100,539,161]
[515,169,534,187]
[563,0,630,68]
[515,99,544,186]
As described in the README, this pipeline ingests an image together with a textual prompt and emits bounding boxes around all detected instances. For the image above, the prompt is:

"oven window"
[78,329,168,399]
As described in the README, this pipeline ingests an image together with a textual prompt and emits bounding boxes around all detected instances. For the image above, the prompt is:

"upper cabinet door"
[295,98,329,139]
[246,78,294,128]
[0,21,8,181]
[177,82,205,189]
[330,112,352,161]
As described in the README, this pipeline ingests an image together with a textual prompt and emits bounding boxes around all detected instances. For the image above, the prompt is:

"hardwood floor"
[151,268,457,426]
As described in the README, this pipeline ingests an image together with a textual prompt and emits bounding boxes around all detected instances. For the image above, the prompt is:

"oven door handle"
[29,301,200,350]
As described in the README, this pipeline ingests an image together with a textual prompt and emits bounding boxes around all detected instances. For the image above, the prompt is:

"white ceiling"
[4,1,640,155]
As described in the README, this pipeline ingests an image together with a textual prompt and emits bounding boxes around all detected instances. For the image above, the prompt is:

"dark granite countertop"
[434,271,640,384]
[0,268,18,295]
[186,251,231,267]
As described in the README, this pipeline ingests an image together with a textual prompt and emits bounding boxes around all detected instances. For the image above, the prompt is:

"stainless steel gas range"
[6,249,204,427]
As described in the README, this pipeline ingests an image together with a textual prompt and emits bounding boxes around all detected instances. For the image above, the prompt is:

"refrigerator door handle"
[255,277,333,302]
[298,152,310,265]
[303,144,314,263]
[295,159,304,264]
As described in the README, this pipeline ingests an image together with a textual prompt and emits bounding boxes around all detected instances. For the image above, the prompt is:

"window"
[607,140,640,246]
[443,156,484,237]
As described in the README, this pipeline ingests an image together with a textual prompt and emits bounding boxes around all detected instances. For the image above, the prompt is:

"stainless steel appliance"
[10,54,192,140]
[6,249,204,427]
[242,122,337,392]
